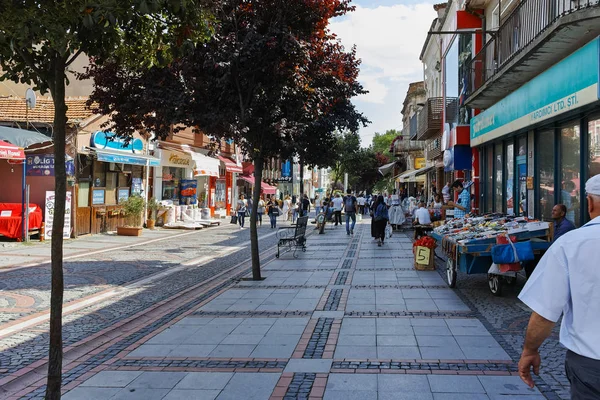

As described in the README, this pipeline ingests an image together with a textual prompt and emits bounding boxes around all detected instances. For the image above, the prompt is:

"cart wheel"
[488,274,503,296]
[446,258,457,288]
[504,276,518,286]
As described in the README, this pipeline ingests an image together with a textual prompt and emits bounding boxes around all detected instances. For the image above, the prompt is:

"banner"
[26,154,54,176]
[45,191,72,239]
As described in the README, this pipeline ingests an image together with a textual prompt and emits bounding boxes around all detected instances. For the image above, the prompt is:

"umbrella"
[0,126,52,148]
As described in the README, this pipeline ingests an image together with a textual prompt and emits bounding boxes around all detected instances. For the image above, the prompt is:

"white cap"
[585,174,600,196]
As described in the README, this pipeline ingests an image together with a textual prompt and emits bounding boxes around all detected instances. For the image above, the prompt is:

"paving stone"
[324,390,378,400]
[162,389,221,400]
[427,375,486,393]
[80,371,143,388]
[284,359,333,373]
[128,372,187,389]
[173,372,234,390]
[62,387,121,400]
[477,376,542,395]
[111,388,171,400]
[327,374,377,391]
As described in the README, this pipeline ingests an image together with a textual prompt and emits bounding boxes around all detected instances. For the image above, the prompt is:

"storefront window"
[494,142,503,212]
[162,167,186,201]
[517,136,527,216]
[444,38,459,128]
[561,122,580,226]
[589,117,600,178]
[486,146,493,213]
[506,143,514,214]
[215,179,226,209]
[538,130,555,222]
[93,161,105,187]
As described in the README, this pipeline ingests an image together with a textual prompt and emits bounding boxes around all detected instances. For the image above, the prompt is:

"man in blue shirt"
[518,175,600,399]
[448,180,470,219]
[551,204,576,241]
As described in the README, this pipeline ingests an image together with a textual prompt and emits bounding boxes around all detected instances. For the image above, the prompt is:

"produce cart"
[430,219,552,296]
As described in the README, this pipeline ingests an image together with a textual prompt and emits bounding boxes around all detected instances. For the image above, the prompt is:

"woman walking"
[267,196,279,228]
[283,195,292,222]
[237,194,248,229]
[257,196,266,226]
[373,195,389,246]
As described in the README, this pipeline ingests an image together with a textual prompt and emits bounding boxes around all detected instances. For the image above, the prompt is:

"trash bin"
[201,208,211,220]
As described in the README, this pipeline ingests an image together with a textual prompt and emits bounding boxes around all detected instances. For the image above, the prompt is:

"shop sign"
[91,131,144,153]
[45,191,71,239]
[162,149,192,168]
[471,38,600,146]
[414,158,426,169]
[273,176,292,183]
[118,188,130,203]
[131,178,143,195]
[92,189,105,205]
[180,180,197,205]
[26,154,54,176]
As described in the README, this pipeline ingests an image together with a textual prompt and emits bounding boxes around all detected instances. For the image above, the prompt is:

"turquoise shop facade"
[470,37,600,226]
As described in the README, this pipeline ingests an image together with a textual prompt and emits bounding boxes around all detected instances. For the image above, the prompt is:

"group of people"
[234,193,313,230]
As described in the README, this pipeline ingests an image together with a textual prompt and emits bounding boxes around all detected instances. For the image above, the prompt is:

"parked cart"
[430,219,552,296]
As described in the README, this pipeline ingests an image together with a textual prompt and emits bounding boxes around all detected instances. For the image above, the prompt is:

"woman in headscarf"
[373,195,389,246]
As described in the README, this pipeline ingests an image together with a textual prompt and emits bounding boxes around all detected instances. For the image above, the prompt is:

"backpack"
[344,196,356,212]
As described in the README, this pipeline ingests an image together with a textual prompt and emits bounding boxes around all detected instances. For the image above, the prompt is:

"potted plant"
[146,197,159,229]
[117,195,146,236]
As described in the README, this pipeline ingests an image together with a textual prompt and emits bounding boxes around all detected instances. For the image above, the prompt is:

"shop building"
[464,0,600,226]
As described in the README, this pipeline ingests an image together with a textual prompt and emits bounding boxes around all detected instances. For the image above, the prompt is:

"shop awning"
[396,169,426,183]
[191,152,220,177]
[378,161,397,176]
[90,147,161,167]
[218,155,243,173]
[0,126,52,148]
[238,175,277,195]
[414,165,435,176]
[0,140,25,160]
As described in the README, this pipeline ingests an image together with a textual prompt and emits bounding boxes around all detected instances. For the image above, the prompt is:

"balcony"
[393,138,425,157]
[409,114,418,140]
[416,97,458,141]
[425,137,442,161]
[465,0,600,109]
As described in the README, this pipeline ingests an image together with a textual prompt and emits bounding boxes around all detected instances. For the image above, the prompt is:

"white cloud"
[329,3,436,145]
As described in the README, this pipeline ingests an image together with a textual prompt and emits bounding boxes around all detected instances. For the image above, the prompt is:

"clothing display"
[388,205,405,225]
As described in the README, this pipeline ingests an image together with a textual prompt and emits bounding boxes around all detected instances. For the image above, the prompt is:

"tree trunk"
[299,159,304,197]
[250,156,264,280]
[46,57,67,400]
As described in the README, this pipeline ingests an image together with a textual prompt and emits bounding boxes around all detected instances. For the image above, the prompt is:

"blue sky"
[330,0,437,146]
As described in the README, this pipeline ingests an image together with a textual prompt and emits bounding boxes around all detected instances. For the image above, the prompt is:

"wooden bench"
[276,216,308,258]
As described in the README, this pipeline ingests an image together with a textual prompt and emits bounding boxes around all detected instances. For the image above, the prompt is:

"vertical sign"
[45,191,72,239]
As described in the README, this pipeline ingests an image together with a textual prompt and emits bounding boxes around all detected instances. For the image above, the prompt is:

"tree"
[0,2,214,398]
[86,0,364,281]
[372,129,400,155]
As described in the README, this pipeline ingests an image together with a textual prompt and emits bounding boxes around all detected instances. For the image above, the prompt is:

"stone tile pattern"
[302,318,334,359]
[115,358,288,370]
[323,290,343,311]
[283,373,316,399]
[331,360,517,373]
[334,272,349,286]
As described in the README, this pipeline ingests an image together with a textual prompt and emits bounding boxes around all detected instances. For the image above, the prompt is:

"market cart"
[430,221,552,296]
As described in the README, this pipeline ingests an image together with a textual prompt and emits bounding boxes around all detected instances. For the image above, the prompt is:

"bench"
[276,216,308,258]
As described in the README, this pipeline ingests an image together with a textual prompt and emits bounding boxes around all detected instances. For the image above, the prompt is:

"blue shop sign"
[471,38,600,146]
[91,131,144,153]
[96,152,160,166]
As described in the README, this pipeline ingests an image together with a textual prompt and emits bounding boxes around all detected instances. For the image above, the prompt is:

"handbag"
[230,215,238,224]
[385,224,393,239]
[491,240,534,264]
[272,207,281,216]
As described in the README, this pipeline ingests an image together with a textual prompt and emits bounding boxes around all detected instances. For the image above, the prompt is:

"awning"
[396,169,426,183]
[414,165,435,176]
[0,140,25,160]
[218,155,243,173]
[90,147,160,167]
[238,175,277,195]
[191,152,220,177]
[0,126,52,148]
[378,161,397,176]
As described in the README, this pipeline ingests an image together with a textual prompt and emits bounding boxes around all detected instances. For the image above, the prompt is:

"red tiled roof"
[0,96,95,124]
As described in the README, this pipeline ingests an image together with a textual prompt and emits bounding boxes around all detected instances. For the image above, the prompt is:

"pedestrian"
[343,189,358,235]
[314,194,321,218]
[364,194,370,216]
[236,194,247,229]
[357,193,365,215]
[447,180,470,218]
[373,195,389,246]
[292,197,299,223]
[283,195,292,221]
[257,195,266,226]
[518,175,600,400]
[267,196,280,228]
[300,194,311,218]
[442,181,451,204]
[331,192,343,226]
[370,194,378,240]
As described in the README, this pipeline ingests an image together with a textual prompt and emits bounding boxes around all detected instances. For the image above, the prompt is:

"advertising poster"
[179,180,198,205]
[45,191,72,239]
[131,177,143,195]
[26,154,54,176]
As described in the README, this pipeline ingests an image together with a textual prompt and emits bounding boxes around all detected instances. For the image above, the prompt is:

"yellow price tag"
[416,246,431,265]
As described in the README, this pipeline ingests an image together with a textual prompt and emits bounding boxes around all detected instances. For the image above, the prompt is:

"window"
[494,142,503,212]
[506,143,514,214]
[537,130,555,222]
[162,166,186,201]
[589,117,600,178]
[486,146,493,213]
[561,122,581,226]
[517,136,528,216]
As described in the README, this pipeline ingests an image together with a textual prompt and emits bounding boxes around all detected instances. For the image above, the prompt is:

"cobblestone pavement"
[0,219,568,399]
[0,221,287,386]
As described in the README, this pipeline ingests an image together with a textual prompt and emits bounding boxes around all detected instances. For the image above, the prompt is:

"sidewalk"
[56,220,543,400]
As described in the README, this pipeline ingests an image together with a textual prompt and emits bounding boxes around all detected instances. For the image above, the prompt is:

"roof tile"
[0,96,94,124]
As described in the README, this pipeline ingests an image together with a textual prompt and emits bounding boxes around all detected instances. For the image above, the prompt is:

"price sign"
[415,246,431,265]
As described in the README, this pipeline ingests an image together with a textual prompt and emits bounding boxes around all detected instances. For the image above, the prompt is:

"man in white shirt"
[413,201,431,225]
[331,193,344,226]
[518,174,600,399]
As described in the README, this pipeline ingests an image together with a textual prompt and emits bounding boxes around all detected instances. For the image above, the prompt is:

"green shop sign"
[471,37,600,146]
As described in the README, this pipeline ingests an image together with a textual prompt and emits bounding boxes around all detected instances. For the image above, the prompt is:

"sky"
[329,0,437,147]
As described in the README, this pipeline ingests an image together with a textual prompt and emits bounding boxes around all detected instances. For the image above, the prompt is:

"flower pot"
[146,219,155,230]
[117,226,143,236]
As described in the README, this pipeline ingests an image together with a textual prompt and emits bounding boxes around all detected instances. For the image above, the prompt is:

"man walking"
[518,175,600,399]
[300,194,311,218]
[331,193,343,226]
[343,189,358,235]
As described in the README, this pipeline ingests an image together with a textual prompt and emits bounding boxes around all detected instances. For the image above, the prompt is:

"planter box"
[117,226,143,237]
[414,246,435,271]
